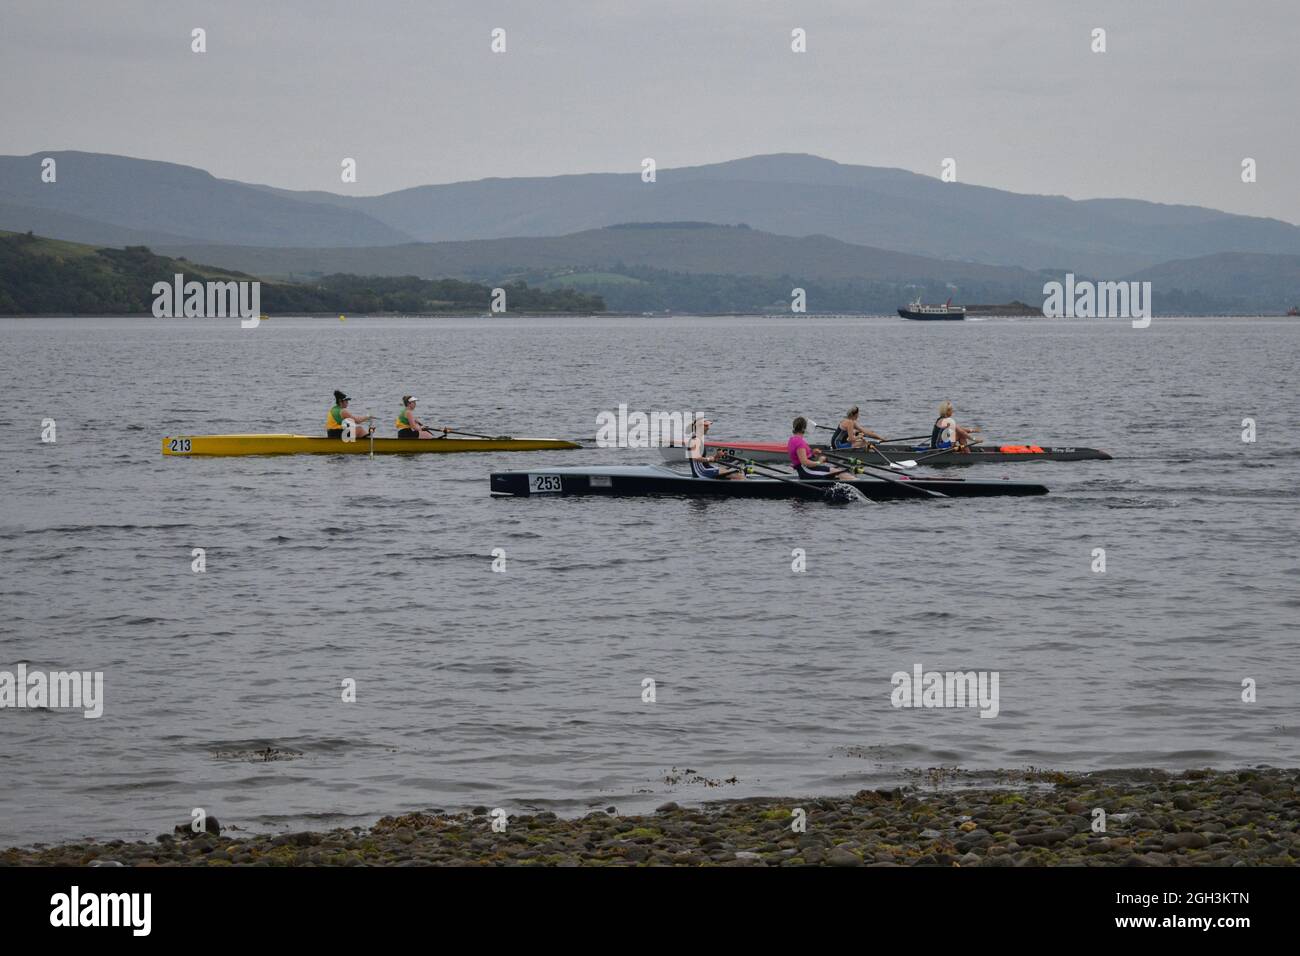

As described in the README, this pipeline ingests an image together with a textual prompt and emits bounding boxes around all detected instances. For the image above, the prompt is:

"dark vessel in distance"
[898,296,967,320]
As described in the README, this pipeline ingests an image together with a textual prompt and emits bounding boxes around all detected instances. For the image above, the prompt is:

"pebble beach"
[4,768,1295,867]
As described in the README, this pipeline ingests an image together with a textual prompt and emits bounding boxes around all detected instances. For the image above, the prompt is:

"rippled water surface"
[1,314,1297,845]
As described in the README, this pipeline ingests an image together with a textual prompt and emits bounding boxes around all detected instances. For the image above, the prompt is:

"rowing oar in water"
[717,452,864,504]
[818,449,947,498]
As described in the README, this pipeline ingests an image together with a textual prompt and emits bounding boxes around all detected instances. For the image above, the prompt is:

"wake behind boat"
[659,440,1111,465]
[489,464,1048,501]
[163,434,581,456]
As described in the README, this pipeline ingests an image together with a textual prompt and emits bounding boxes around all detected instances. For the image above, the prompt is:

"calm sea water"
[1,314,1297,846]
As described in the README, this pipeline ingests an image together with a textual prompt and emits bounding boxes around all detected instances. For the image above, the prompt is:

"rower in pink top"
[787,416,851,480]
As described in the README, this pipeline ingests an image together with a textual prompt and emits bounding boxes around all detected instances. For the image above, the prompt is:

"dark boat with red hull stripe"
[660,440,1111,466]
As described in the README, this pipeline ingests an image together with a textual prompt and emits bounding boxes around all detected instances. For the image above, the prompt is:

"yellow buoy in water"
[339,314,346,322]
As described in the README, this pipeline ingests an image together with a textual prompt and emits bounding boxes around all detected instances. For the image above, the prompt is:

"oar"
[832,434,918,472]
[876,433,932,444]
[806,421,930,444]
[904,436,986,465]
[440,427,512,440]
[718,453,863,504]
[819,450,947,498]
[722,455,863,504]
[809,419,891,452]
[812,421,886,443]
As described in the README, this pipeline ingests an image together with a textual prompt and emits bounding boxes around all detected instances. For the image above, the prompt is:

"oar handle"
[877,433,930,444]
[817,429,935,443]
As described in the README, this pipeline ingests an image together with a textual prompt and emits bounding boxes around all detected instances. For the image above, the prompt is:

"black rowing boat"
[489,465,1048,501]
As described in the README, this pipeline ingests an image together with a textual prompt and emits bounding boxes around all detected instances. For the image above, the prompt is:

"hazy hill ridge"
[4,151,1300,276]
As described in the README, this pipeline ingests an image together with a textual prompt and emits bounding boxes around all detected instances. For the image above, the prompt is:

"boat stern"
[489,472,532,496]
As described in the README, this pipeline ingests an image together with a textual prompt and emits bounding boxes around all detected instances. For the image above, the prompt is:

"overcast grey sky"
[2,0,1296,223]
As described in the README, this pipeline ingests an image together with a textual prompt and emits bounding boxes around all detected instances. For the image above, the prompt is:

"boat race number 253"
[168,438,192,454]
[528,474,563,494]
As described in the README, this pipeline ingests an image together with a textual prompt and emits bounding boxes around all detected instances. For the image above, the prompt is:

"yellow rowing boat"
[162,434,581,457]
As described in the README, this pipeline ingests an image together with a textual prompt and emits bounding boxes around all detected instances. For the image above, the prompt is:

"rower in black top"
[931,399,981,453]
[830,405,885,450]
[686,418,744,480]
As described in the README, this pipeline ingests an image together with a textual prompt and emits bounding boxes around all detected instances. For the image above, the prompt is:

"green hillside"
[0,231,604,315]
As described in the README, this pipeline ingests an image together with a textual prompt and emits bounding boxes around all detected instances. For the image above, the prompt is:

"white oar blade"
[890,459,917,469]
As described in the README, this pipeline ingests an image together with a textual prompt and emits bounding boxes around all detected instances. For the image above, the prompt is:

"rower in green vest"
[326,390,375,439]
[395,395,448,439]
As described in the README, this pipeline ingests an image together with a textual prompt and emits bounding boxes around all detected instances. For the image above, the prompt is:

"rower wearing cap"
[327,390,375,439]
[788,416,851,480]
[830,405,884,450]
[686,418,744,480]
[395,395,448,439]
[932,399,981,454]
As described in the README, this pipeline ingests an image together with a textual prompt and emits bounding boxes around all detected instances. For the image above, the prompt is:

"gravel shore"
[4,768,1295,867]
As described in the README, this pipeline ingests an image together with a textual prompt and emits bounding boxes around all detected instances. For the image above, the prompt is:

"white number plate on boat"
[528,474,564,494]
[168,438,192,454]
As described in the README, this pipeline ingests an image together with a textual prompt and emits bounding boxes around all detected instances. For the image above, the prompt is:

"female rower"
[932,399,980,453]
[830,405,884,450]
[686,418,744,479]
[326,390,375,439]
[395,395,448,439]
[788,416,851,480]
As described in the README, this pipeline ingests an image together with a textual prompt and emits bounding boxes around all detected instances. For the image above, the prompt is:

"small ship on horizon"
[898,296,967,320]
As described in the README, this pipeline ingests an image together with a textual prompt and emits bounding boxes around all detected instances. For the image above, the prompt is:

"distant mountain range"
[0,150,1296,312]
[4,151,1300,277]
[0,152,410,248]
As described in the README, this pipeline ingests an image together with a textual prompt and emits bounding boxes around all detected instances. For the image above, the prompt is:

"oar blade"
[824,483,866,505]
